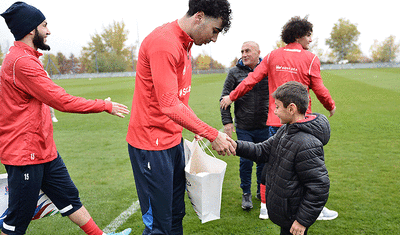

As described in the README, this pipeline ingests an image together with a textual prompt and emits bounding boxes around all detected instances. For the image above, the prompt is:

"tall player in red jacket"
[0,2,130,235]
[221,16,338,224]
[126,0,234,234]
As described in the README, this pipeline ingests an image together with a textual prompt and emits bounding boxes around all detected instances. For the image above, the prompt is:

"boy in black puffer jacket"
[228,81,330,235]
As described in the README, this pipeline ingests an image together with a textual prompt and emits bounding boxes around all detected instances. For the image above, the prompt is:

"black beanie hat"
[1,2,46,41]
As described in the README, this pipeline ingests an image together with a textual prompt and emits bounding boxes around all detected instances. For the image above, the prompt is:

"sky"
[1,0,399,67]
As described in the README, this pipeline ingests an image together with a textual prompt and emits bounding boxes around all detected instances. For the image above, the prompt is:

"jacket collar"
[14,41,42,58]
[296,114,317,123]
[284,42,304,51]
[171,20,194,52]
[236,57,262,71]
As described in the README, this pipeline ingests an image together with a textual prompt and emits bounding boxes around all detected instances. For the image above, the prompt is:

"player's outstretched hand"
[329,106,336,117]
[105,97,130,118]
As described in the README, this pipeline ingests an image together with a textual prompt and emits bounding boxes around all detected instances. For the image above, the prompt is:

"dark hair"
[187,0,232,33]
[272,81,309,114]
[281,16,313,44]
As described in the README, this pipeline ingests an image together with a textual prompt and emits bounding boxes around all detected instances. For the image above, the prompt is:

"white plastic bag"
[184,139,227,223]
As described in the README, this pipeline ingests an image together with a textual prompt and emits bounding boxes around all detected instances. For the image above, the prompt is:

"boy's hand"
[290,220,306,235]
[211,132,236,156]
[227,137,237,152]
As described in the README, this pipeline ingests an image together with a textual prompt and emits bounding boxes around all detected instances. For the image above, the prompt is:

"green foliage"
[41,52,82,75]
[370,35,400,62]
[273,39,286,50]
[309,38,324,60]
[195,54,212,70]
[229,57,239,68]
[56,52,68,73]
[96,51,128,73]
[81,21,135,73]
[326,18,362,62]
[0,45,3,65]
[193,53,226,70]
[1,68,399,234]
[42,53,60,76]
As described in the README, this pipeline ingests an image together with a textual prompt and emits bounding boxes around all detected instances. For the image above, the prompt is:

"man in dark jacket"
[220,41,269,211]
[228,81,330,235]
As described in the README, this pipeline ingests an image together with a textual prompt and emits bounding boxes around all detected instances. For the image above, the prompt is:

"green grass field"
[1,68,399,234]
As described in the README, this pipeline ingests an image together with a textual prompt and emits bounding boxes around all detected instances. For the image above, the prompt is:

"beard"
[33,29,51,51]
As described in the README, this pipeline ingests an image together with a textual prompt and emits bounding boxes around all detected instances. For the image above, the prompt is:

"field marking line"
[102,200,140,233]
[103,128,222,232]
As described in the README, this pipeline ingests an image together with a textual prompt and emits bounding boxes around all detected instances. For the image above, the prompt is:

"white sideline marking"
[103,200,140,233]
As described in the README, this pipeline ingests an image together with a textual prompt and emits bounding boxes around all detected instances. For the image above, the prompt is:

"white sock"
[261,202,267,209]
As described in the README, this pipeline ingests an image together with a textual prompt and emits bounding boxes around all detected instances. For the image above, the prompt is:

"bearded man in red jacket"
[0,2,130,235]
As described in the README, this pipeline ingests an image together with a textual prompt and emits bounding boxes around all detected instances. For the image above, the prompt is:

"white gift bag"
[184,139,227,223]
[183,138,195,166]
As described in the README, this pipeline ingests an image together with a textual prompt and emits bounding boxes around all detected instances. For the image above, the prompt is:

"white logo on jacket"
[276,65,298,74]
[179,85,191,97]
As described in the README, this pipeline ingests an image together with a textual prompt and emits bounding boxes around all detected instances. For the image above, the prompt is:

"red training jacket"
[229,43,335,127]
[126,20,218,151]
[0,42,113,166]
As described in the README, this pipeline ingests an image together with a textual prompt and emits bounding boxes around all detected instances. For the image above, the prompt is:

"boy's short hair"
[272,81,309,114]
[281,16,313,44]
[187,0,232,34]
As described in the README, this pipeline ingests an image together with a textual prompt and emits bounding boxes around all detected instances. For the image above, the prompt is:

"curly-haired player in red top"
[126,0,234,234]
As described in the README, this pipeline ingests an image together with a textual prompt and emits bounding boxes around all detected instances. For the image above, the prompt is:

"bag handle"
[197,139,217,158]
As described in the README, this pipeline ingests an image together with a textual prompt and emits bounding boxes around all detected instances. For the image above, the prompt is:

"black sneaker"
[242,193,253,210]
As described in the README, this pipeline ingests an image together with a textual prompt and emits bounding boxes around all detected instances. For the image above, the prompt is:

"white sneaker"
[317,207,338,220]
[52,117,58,122]
[259,203,268,220]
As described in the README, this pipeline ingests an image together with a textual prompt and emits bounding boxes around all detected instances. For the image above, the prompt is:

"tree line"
[0,18,399,74]
[229,18,400,68]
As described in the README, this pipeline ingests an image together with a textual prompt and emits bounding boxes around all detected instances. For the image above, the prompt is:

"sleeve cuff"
[104,101,113,113]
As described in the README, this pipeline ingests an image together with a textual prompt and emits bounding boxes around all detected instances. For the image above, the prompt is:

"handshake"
[210,131,237,156]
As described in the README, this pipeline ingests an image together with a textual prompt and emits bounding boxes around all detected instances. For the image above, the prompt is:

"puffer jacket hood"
[288,113,330,146]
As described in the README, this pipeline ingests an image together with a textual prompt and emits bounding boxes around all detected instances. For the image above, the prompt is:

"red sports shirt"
[229,43,335,127]
[126,20,218,150]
